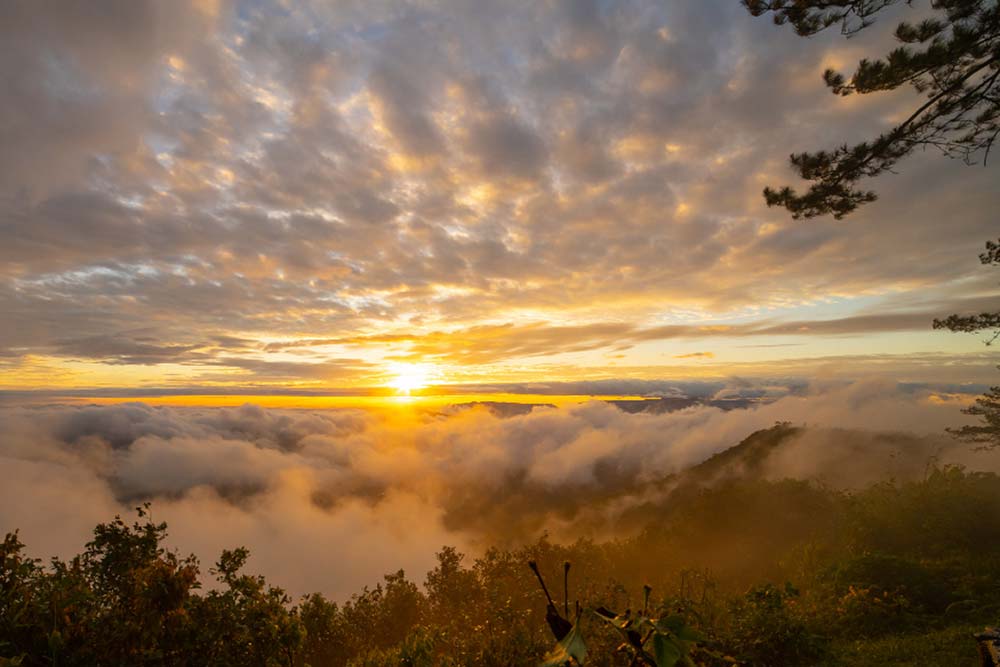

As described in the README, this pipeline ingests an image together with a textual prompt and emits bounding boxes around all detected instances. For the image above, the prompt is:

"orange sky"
[0,0,997,399]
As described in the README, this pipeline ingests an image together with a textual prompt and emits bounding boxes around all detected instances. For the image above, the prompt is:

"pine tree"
[933,239,1000,447]
[744,0,1000,219]
[933,238,1000,345]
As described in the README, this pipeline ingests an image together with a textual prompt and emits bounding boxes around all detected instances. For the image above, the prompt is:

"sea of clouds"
[2,379,997,599]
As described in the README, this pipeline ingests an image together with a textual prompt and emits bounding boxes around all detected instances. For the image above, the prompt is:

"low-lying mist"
[2,379,995,600]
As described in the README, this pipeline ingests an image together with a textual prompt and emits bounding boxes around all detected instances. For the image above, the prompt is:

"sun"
[387,362,435,395]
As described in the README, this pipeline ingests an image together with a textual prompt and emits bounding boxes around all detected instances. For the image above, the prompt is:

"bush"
[723,584,826,667]
[0,507,302,667]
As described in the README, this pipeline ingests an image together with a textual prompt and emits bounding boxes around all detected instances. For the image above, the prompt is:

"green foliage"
[723,584,826,666]
[4,467,1000,666]
[586,594,708,667]
[944,384,1000,447]
[346,626,440,667]
[299,593,352,667]
[0,506,302,666]
[828,554,952,616]
[188,547,303,666]
[832,584,913,638]
[630,478,845,589]
[297,569,425,664]
[0,532,39,667]
[534,583,718,667]
[932,239,1000,448]
[743,1,1000,218]
[846,465,1000,558]
[934,238,1000,346]
[825,623,987,666]
[540,616,587,667]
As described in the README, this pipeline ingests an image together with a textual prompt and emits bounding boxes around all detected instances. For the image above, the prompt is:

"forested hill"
[3,421,999,666]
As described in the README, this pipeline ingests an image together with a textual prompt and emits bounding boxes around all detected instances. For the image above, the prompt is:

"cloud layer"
[3,381,995,598]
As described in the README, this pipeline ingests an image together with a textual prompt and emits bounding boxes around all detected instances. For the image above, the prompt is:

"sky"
[2,0,999,397]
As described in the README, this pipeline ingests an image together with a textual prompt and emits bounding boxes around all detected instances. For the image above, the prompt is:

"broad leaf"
[541,621,587,666]
[656,614,704,642]
[652,633,681,667]
[592,607,629,629]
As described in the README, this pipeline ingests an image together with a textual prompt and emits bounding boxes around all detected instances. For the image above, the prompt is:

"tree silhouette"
[745,4,1000,446]
[933,238,1000,345]
[933,239,1000,448]
[743,0,1000,218]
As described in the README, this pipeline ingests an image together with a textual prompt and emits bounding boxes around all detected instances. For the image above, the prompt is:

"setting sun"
[386,363,436,395]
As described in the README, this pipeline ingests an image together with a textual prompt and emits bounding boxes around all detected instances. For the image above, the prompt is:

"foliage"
[824,623,988,666]
[828,554,953,616]
[845,465,1000,557]
[833,585,913,637]
[589,601,705,667]
[723,584,826,666]
[346,627,440,667]
[534,580,727,667]
[933,238,1000,447]
[743,0,1000,218]
[948,385,1000,447]
[934,238,1000,344]
[4,467,1000,665]
[189,546,303,666]
[540,613,587,667]
[0,505,302,667]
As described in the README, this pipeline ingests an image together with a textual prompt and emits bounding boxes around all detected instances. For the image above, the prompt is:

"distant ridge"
[440,396,761,418]
[442,401,557,417]
[682,422,803,483]
[607,396,760,414]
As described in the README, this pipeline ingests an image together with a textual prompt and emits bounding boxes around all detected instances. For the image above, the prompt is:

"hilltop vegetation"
[3,425,999,666]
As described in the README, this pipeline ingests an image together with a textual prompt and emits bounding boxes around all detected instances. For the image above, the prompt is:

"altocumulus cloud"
[2,381,996,599]
[0,0,997,380]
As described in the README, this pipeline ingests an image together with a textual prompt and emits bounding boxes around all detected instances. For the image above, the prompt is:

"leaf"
[540,621,587,667]
[592,606,628,629]
[546,605,573,640]
[652,633,681,667]
[657,614,686,634]
[656,614,704,642]
[592,607,645,649]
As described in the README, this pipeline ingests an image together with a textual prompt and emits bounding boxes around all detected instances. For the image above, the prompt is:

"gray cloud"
[52,333,207,365]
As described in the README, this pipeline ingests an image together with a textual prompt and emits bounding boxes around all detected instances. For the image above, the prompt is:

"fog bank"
[1,379,994,599]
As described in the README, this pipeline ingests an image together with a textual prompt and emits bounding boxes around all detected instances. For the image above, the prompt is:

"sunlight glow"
[387,362,436,395]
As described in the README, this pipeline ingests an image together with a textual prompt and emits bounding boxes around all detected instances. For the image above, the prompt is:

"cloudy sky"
[2,0,998,396]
